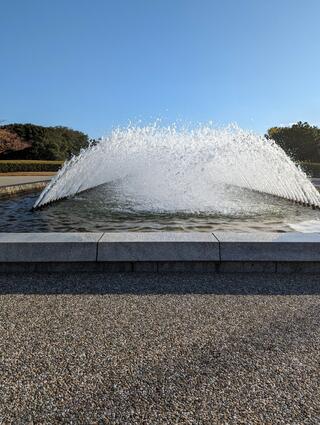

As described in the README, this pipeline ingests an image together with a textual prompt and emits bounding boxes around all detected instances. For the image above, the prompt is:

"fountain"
[33,123,320,212]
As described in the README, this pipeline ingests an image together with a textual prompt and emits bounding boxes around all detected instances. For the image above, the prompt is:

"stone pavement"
[0,175,52,187]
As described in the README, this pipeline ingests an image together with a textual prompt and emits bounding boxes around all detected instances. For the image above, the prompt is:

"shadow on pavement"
[1,272,320,295]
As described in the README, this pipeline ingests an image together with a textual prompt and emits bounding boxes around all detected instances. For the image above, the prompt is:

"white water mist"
[34,123,320,210]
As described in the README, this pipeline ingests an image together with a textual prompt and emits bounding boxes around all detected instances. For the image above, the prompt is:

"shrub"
[0,160,63,173]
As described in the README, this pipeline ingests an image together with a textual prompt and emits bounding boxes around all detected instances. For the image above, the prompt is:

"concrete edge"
[0,181,48,198]
[214,231,320,261]
[97,232,219,262]
[0,232,319,271]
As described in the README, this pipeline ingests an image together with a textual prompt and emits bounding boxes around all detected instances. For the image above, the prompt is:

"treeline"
[0,123,90,161]
[266,121,320,163]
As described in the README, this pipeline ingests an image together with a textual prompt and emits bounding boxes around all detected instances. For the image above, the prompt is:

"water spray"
[33,123,320,211]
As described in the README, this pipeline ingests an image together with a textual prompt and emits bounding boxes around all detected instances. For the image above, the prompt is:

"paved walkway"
[0,175,52,187]
[1,272,320,424]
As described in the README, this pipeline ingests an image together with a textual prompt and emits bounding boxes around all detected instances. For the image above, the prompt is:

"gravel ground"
[1,272,320,424]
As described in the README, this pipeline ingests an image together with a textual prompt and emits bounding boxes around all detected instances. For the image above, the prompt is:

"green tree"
[0,123,90,160]
[267,122,320,163]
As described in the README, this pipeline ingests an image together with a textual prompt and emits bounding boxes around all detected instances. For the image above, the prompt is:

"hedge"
[0,160,64,173]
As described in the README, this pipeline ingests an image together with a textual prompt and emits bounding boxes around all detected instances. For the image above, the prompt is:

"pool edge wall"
[0,181,48,198]
[0,232,320,273]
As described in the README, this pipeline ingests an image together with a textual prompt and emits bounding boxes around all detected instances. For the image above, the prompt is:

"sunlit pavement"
[1,272,320,424]
[0,175,52,187]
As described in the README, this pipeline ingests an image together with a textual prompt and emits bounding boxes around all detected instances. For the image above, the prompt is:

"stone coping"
[0,181,48,198]
[0,232,320,263]
[215,232,320,262]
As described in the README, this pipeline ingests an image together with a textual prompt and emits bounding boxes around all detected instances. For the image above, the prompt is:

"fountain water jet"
[33,123,320,211]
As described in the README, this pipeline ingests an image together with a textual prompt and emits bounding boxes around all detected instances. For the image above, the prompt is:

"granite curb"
[0,232,319,272]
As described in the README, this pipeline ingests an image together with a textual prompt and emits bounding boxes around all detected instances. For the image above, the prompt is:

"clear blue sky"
[1,0,320,138]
